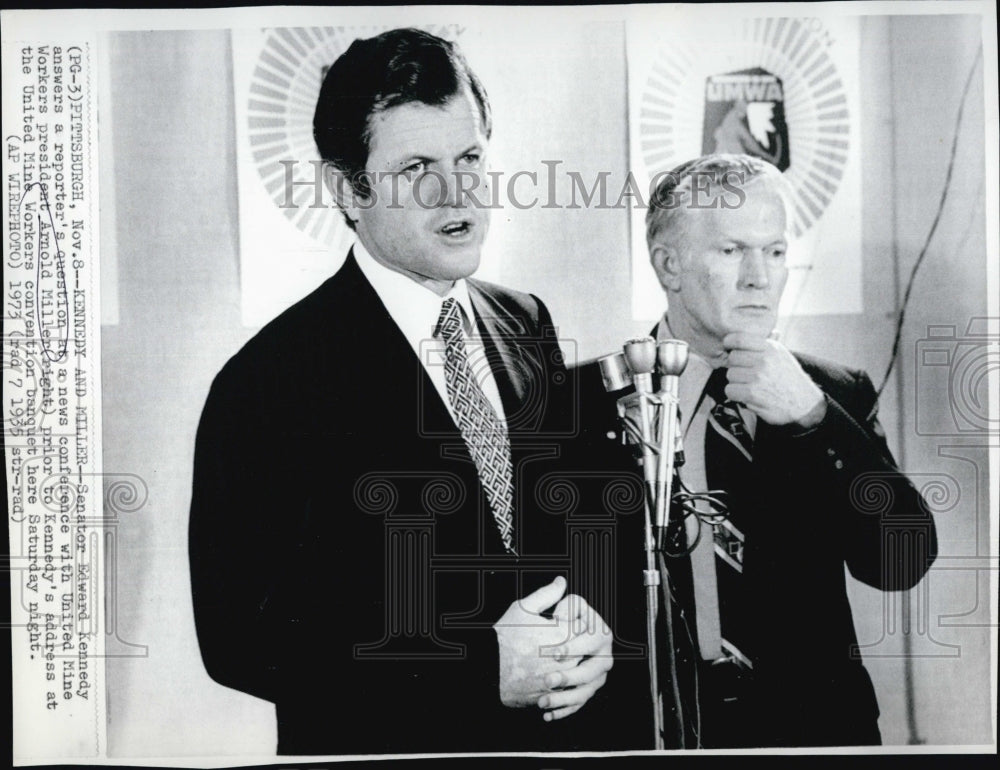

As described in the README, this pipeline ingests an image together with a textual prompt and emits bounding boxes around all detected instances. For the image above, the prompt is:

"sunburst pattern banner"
[627,11,863,322]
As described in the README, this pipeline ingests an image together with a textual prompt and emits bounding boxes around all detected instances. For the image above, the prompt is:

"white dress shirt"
[656,316,758,661]
[353,240,508,428]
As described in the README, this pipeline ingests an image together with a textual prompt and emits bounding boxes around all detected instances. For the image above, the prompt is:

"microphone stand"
[599,337,689,751]
[623,338,664,750]
[653,339,688,748]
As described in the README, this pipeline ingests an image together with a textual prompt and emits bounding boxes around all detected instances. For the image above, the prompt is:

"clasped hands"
[494,576,613,722]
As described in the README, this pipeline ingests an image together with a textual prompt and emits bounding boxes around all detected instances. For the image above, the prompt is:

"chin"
[728,316,776,338]
[443,249,483,280]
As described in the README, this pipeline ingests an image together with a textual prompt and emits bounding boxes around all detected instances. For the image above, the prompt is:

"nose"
[412,168,467,209]
[444,170,463,208]
[738,248,770,289]
[442,164,479,208]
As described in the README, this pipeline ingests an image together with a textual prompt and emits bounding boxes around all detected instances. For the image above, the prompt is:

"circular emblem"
[245,26,383,254]
[639,17,850,238]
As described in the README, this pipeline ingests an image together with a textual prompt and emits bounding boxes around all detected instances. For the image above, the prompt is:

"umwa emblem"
[638,17,852,238]
[703,67,790,171]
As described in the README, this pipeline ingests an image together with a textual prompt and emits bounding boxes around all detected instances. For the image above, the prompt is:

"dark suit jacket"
[570,351,938,748]
[189,253,627,754]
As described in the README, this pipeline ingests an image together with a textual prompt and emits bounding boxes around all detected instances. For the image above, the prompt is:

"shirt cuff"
[790,393,830,436]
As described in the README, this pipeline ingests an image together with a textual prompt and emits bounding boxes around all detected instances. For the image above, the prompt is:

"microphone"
[623,338,658,529]
[598,350,644,456]
[597,351,632,393]
[623,337,657,395]
[656,338,688,380]
[654,340,689,535]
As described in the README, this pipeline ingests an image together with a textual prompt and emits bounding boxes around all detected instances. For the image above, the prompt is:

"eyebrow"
[718,237,788,247]
[402,154,434,165]
[391,144,483,169]
[391,154,435,170]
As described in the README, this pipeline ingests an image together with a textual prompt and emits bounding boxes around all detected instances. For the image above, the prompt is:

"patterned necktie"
[436,298,516,554]
[703,367,753,669]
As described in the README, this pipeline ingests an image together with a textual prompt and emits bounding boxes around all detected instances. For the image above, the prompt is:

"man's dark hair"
[313,28,492,228]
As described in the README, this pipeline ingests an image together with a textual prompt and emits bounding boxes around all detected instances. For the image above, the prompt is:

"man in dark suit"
[189,28,615,755]
[574,153,938,748]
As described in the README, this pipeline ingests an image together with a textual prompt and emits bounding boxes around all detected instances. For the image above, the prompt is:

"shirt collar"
[353,240,478,344]
[656,314,714,429]
[657,313,756,434]
[656,315,715,374]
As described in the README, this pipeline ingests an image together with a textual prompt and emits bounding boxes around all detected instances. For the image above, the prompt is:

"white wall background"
[100,12,993,757]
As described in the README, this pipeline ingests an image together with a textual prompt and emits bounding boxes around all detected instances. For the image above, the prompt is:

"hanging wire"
[876,47,984,399]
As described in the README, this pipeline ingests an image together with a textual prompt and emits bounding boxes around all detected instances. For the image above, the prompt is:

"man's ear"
[322,163,363,226]
[649,242,682,292]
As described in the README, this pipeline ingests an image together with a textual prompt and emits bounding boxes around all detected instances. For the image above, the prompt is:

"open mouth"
[438,220,473,237]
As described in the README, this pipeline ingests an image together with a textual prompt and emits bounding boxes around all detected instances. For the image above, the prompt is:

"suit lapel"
[335,260,539,555]
[332,251,463,442]
[331,252,497,557]
[467,282,534,427]
[335,256,535,442]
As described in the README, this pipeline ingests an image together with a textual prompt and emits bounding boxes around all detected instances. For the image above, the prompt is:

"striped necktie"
[436,298,516,554]
[703,367,753,669]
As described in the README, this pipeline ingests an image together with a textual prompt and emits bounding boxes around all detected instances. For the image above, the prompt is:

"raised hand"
[723,332,826,427]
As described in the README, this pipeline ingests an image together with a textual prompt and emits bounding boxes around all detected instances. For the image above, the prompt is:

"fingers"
[553,594,608,632]
[724,338,788,396]
[516,576,567,616]
[725,348,762,371]
[543,704,583,722]
[551,594,602,650]
[539,636,599,666]
[537,654,614,722]
[551,592,583,622]
[540,633,585,666]
[532,591,610,674]
[563,626,611,658]
[539,684,596,715]
[724,365,755,384]
[544,615,611,661]
[724,383,753,405]
[538,671,608,719]
[544,653,613,690]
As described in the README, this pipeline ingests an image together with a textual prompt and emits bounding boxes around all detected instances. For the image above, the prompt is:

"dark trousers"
[693,659,883,749]
[695,657,754,748]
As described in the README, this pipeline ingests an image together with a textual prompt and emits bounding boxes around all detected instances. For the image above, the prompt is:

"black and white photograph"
[2,2,997,765]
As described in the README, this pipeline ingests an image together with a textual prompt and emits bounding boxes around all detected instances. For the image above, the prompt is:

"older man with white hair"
[574,153,937,748]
